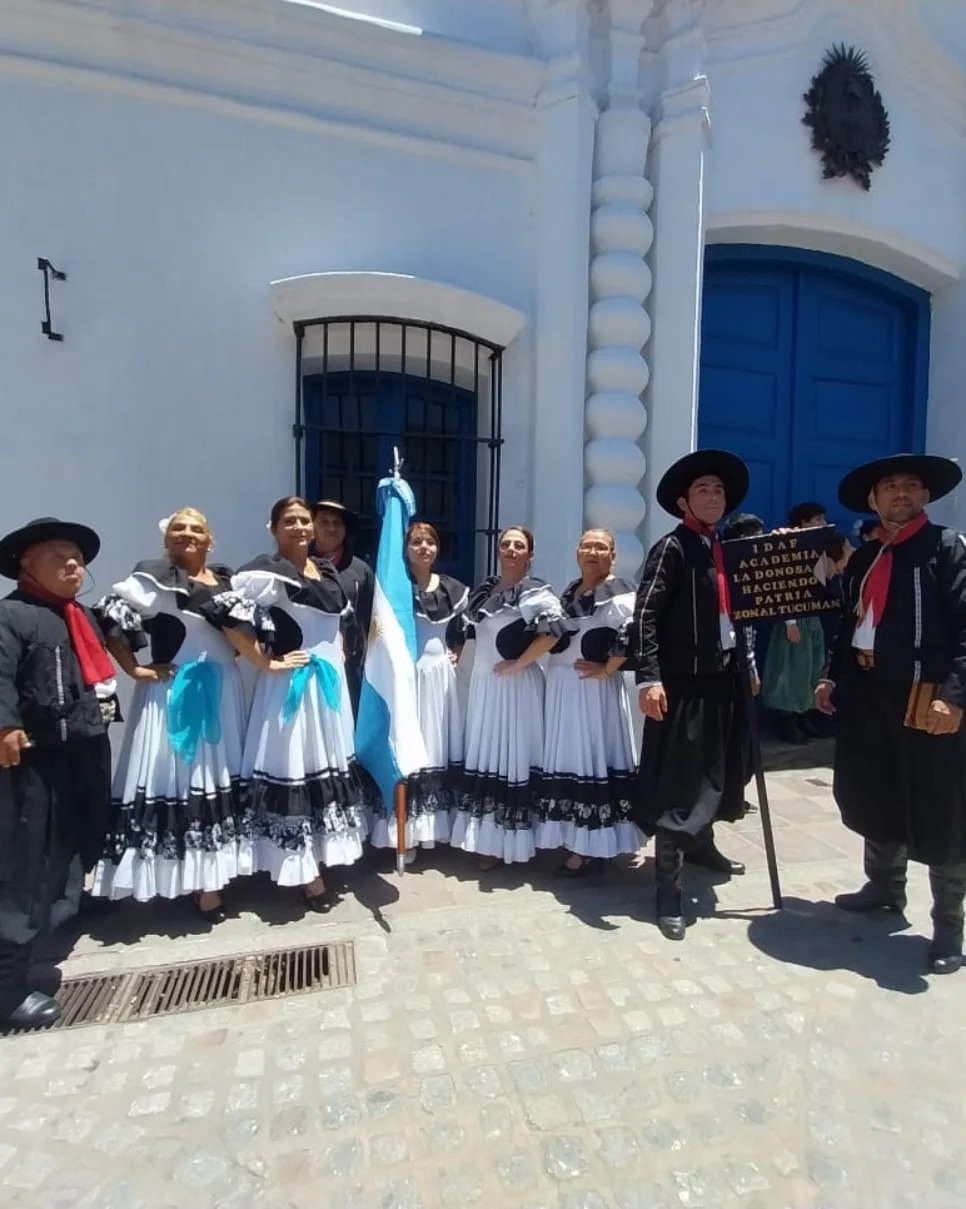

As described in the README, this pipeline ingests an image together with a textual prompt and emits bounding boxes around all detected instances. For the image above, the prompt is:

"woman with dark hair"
[371,521,469,857]
[536,528,640,875]
[225,496,366,911]
[451,525,569,867]
[91,508,247,921]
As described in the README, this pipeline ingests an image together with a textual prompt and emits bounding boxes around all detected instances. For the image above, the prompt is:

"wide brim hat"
[656,449,750,518]
[0,517,101,579]
[310,498,360,532]
[837,454,962,513]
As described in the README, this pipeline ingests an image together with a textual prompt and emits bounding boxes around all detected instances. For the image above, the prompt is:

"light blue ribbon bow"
[282,653,342,724]
[167,660,223,764]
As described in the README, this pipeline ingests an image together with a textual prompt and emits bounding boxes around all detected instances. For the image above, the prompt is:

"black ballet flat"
[304,889,333,914]
[193,894,227,924]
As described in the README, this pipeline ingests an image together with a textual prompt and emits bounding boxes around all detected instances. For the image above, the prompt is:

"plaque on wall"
[802,44,891,191]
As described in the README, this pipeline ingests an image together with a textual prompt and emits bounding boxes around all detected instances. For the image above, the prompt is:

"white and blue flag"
[354,470,429,809]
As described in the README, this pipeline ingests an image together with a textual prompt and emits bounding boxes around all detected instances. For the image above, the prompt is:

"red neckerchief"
[857,510,930,627]
[682,514,732,620]
[17,577,115,687]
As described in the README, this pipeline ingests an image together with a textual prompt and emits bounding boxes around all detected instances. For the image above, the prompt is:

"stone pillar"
[641,0,711,550]
[583,0,654,579]
[530,0,598,585]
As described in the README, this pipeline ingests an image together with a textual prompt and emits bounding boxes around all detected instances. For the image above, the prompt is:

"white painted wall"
[0,52,536,595]
[927,277,966,533]
[703,2,966,280]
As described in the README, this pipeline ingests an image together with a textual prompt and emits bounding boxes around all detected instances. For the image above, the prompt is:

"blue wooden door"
[698,247,929,529]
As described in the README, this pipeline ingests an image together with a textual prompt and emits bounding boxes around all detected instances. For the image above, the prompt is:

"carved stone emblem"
[802,45,890,191]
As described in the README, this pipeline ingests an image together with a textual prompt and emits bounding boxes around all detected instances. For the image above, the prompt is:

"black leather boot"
[684,828,746,877]
[834,840,907,914]
[928,862,966,975]
[654,831,686,941]
[0,942,59,1029]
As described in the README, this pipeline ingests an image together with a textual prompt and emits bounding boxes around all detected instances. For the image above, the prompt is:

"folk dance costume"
[631,451,752,940]
[761,615,827,717]
[451,577,569,863]
[370,575,469,851]
[536,578,642,861]
[826,454,966,975]
[91,560,247,903]
[231,554,366,884]
[0,518,115,1028]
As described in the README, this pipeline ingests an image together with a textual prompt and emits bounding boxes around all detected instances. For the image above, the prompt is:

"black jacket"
[827,521,966,707]
[0,592,110,746]
[333,549,375,670]
[633,525,752,683]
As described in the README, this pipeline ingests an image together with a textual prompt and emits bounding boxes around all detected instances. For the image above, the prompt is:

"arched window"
[294,318,503,585]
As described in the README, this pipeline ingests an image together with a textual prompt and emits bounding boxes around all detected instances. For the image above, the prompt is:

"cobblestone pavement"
[2,750,965,1208]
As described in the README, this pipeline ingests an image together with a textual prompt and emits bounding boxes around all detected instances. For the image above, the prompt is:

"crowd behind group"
[2,445,965,1029]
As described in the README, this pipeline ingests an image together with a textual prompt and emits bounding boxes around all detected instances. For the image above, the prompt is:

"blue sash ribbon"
[167,660,223,764]
[282,653,342,724]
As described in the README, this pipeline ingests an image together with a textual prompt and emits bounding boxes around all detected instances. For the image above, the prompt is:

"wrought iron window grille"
[293,317,504,584]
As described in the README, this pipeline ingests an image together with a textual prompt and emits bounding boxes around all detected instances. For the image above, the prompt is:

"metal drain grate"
[1,941,355,1035]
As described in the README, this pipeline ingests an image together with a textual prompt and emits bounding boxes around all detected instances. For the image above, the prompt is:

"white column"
[530,0,597,586]
[583,0,653,579]
[641,0,711,550]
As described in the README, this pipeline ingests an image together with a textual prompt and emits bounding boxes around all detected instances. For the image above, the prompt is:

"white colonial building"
[2,0,965,590]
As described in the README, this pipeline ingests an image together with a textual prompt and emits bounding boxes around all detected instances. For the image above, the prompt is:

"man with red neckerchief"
[0,517,115,1027]
[630,450,754,942]
[816,454,966,976]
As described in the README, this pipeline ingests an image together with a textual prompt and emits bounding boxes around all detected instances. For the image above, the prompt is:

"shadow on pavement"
[738,894,929,995]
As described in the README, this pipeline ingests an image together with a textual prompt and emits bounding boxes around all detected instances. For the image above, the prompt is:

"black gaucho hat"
[0,517,101,580]
[837,454,962,514]
[656,449,750,518]
[311,498,360,532]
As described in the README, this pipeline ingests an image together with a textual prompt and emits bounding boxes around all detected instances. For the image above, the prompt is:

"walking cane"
[738,657,783,910]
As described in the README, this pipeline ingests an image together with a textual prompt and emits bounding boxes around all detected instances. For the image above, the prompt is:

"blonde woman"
[92,509,248,921]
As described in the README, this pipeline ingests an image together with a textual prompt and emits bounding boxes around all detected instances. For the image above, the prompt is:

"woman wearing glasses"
[536,529,641,875]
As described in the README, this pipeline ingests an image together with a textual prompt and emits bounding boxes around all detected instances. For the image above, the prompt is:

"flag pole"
[394,780,408,877]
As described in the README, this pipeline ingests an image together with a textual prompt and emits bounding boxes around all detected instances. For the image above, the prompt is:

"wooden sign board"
[722,526,840,624]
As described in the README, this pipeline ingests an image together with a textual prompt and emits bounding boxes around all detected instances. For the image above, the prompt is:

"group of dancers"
[3,444,966,1028]
[94,497,647,913]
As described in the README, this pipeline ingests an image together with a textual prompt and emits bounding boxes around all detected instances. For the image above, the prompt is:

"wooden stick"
[738,656,783,910]
[394,780,407,877]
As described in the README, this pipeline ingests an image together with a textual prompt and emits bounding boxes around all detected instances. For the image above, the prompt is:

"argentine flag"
[355,472,429,811]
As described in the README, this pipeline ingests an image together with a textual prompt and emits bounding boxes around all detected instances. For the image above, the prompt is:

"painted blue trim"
[706,244,931,453]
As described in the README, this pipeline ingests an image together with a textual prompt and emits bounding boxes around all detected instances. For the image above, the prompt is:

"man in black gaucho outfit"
[0,517,115,1027]
[631,450,753,941]
[815,453,966,975]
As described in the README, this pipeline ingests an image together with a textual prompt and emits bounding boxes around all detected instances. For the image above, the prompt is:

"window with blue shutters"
[295,318,504,586]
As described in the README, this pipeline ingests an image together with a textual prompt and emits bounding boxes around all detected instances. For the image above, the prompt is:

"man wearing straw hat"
[816,453,966,975]
[0,517,115,1027]
[631,450,754,941]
